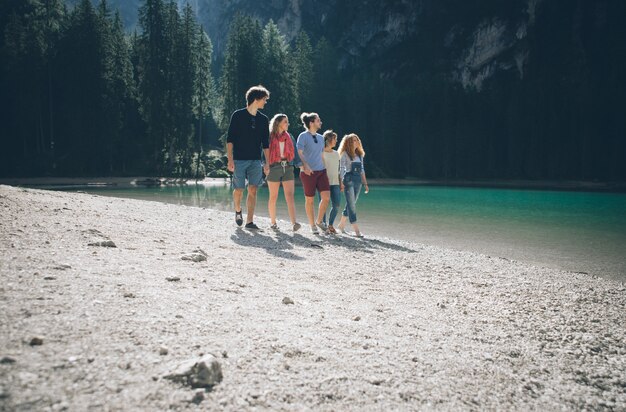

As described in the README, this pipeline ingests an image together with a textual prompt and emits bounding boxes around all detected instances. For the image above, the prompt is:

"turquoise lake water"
[62,183,626,282]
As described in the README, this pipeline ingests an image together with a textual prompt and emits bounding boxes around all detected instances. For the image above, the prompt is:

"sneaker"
[235,210,243,226]
[354,232,364,238]
[311,225,319,234]
[316,221,328,231]
[245,222,260,230]
[292,222,301,232]
[270,223,279,230]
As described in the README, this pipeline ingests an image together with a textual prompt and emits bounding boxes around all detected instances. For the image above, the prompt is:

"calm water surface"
[62,183,626,282]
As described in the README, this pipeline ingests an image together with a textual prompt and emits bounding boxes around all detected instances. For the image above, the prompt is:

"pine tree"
[0,0,65,175]
[193,26,215,177]
[53,0,107,174]
[220,14,263,131]
[311,37,342,132]
[137,0,169,172]
[293,31,314,114]
[102,9,136,173]
[160,0,181,173]
[167,2,196,176]
[1,4,40,174]
[38,0,66,173]
[257,20,298,129]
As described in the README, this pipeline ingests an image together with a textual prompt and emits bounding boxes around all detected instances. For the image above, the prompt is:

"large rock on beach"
[163,354,223,389]
[181,248,208,262]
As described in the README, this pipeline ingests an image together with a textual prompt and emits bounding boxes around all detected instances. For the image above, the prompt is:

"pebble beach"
[1,184,625,411]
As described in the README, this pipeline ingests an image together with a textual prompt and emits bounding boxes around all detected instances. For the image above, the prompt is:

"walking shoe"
[270,223,279,230]
[235,210,243,226]
[245,222,260,230]
[292,222,301,232]
[316,221,328,231]
[311,225,319,234]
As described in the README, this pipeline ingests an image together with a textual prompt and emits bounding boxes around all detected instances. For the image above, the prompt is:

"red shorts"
[300,169,330,197]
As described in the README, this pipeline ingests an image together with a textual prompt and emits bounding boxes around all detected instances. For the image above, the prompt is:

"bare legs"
[233,188,243,213]
[283,180,297,225]
[315,191,330,226]
[268,181,280,225]
[268,180,298,226]
[233,186,257,224]
[305,191,330,231]
[304,196,316,227]
[337,215,361,237]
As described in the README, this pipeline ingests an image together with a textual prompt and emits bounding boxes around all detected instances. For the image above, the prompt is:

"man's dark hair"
[246,85,270,106]
[300,112,319,128]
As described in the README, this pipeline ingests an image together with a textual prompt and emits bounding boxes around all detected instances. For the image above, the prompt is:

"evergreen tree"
[160,0,181,173]
[220,14,263,131]
[102,9,137,173]
[259,20,297,128]
[0,0,65,176]
[38,0,66,173]
[53,0,107,174]
[137,0,169,172]
[310,37,342,133]
[1,4,40,175]
[193,26,215,176]
[98,0,118,173]
[293,31,314,115]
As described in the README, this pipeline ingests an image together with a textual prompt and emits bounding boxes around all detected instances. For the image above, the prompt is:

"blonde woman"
[266,114,301,231]
[337,133,369,237]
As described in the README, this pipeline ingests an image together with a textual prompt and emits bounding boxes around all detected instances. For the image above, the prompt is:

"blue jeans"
[342,173,362,223]
[319,185,342,225]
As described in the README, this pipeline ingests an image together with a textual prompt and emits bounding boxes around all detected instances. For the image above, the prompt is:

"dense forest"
[1,0,625,181]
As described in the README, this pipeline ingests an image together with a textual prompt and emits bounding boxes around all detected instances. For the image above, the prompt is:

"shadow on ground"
[230,227,417,260]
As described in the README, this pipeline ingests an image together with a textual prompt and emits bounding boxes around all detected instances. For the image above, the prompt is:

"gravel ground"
[1,184,625,411]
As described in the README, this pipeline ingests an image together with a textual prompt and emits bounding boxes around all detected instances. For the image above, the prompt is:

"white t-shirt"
[323,150,340,186]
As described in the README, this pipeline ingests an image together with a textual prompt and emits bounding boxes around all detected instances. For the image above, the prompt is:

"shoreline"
[1,185,625,410]
[2,176,626,193]
[6,180,625,282]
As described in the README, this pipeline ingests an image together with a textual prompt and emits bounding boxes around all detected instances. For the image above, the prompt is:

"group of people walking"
[226,85,369,237]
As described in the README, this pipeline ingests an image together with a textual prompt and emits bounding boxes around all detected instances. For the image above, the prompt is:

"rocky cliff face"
[195,0,540,91]
[68,0,619,94]
[190,0,541,92]
[70,0,543,91]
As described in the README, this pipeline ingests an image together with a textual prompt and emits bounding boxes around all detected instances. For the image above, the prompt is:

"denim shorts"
[232,160,263,189]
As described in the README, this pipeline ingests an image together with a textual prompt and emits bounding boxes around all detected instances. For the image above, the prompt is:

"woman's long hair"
[338,133,365,160]
[269,114,288,140]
